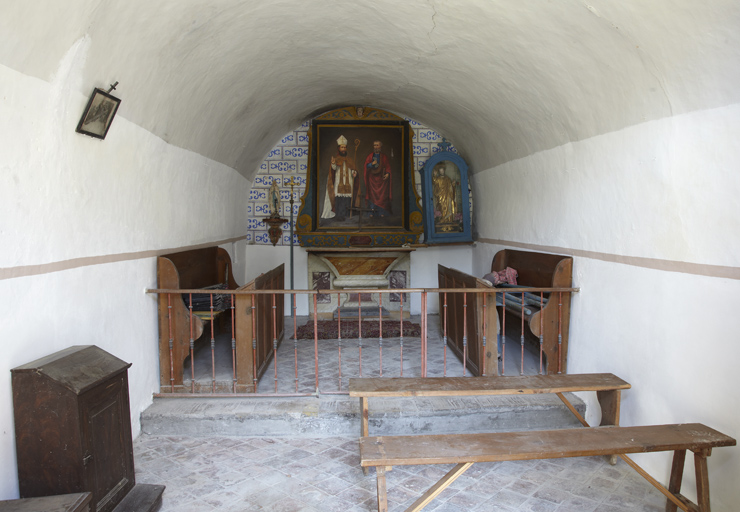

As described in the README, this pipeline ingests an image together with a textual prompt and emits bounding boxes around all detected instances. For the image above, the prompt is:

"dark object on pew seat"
[11,346,165,512]
[0,492,91,512]
[492,249,573,374]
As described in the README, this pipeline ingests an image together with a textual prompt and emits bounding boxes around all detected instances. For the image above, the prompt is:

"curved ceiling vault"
[3,1,739,180]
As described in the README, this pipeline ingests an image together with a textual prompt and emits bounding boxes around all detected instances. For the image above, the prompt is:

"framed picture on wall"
[421,151,472,244]
[75,88,121,139]
[296,107,423,247]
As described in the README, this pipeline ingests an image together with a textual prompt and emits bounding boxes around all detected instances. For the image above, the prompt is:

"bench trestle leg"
[404,462,473,512]
[375,466,391,512]
[666,449,686,512]
[694,449,711,512]
[362,397,370,475]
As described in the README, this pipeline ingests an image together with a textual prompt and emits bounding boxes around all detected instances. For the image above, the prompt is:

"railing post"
[502,291,506,376]
[210,294,216,393]
[443,292,448,377]
[294,294,299,393]
[399,291,404,377]
[337,293,342,390]
[188,293,195,393]
[558,291,563,374]
[313,293,319,393]
[482,291,487,377]
[539,291,544,375]
[378,294,383,377]
[463,291,468,377]
[421,291,427,378]
[231,294,236,393]
[520,292,525,376]
[167,294,175,393]
[251,295,258,393]
[358,293,363,377]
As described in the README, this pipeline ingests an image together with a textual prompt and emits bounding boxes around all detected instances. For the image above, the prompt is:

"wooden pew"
[156,242,286,393]
[437,265,499,376]
[361,423,735,512]
[157,247,239,391]
[491,249,573,374]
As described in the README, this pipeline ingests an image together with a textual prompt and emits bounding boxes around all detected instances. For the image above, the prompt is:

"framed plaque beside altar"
[296,107,423,248]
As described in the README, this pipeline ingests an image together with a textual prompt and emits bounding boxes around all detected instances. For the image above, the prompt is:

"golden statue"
[432,162,457,225]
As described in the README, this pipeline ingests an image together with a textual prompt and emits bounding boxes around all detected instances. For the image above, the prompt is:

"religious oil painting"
[75,88,121,139]
[296,107,423,248]
[421,151,472,244]
[315,122,407,230]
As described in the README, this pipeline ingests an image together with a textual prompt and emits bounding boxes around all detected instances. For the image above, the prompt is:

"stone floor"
[183,314,541,394]
[133,434,667,511]
[145,314,666,510]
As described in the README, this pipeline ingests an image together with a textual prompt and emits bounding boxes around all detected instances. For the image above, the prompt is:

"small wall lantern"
[262,179,288,246]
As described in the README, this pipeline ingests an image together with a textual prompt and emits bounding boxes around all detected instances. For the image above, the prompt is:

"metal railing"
[147,285,578,397]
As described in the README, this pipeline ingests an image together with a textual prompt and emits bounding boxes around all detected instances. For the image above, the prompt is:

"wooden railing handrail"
[146,286,580,296]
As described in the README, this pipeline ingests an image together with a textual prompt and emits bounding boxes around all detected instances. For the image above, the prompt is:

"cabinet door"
[80,375,135,512]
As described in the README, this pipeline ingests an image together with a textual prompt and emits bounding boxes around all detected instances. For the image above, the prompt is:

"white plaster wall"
[0,48,249,499]
[409,245,473,315]
[0,261,160,499]
[471,106,740,511]
[473,105,740,267]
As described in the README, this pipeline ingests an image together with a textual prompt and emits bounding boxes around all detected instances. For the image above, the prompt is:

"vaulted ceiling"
[3,1,738,179]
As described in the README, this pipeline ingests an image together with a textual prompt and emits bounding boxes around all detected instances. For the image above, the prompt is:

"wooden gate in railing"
[235,265,285,392]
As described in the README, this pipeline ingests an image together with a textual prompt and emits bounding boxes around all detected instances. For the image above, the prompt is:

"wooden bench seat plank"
[349,373,630,397]
[360,423,735,467]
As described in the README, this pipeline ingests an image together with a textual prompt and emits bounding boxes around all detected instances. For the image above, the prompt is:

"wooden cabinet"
[11,346,163,512]
[0,492,91,512]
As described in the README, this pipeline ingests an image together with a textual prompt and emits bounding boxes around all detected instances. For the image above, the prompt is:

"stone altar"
[307,248,413,319]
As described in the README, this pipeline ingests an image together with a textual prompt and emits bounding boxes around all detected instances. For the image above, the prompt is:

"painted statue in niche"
[317,124,405,230]
[432,160,463,233]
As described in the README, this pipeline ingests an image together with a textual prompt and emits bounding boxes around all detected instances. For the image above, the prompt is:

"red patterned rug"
[292,320,421,340]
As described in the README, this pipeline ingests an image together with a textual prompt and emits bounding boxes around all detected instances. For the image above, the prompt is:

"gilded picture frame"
[297,107,423,247]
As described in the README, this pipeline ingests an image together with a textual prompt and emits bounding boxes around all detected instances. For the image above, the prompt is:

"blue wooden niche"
[421,150,472,244]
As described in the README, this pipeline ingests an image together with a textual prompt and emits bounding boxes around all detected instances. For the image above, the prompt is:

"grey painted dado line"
[0,236,248,281]
[479,238,740,280]
[6,235,737,281]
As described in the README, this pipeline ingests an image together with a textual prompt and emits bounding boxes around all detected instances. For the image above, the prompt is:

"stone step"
[139,393,585,437]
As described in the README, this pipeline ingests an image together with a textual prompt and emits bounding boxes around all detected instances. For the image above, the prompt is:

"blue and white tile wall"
[246,116,460,245]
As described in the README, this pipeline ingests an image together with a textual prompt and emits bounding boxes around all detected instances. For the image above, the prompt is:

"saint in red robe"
[364,151,392,214]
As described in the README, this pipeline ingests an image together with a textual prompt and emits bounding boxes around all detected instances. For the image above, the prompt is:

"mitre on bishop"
[336,135,348,146]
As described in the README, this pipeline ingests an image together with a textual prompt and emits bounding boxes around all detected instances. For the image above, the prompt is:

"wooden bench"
[361,423,735,512]
[350,373,630,474]
[350,373,629,438]
[490,249,574,374]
